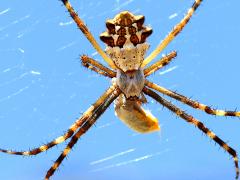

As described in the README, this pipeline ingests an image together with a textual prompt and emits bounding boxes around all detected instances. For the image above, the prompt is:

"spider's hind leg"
[81,55,116,78]
[143,51,177,77]
[141,0,203,67]
[60,0,116,69]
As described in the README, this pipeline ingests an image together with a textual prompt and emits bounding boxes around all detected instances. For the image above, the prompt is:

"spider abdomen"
[106,43,149,72]
[100,11,152,72]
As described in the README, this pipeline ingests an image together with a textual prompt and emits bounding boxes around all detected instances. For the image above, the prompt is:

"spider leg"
[60,0,116,69]
[45,88,121,180]
[141,0,202,67]
[0,85,117,156]
[144,51,177,77]
[145,80,240,117]
[143,87,239,179]
[81,55,116,78]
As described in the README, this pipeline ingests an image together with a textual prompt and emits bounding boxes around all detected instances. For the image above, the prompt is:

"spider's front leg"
[45,87,121,180]
[143,87,239,179]
[145,80,240,117]
[0,84,117,156]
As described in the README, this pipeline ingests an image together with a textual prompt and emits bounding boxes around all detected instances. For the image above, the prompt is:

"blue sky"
[0,0,240,180]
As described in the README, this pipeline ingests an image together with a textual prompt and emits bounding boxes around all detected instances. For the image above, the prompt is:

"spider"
[1,0,239,179]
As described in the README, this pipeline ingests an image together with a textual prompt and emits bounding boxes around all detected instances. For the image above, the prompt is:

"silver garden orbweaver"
[1,0,240,179]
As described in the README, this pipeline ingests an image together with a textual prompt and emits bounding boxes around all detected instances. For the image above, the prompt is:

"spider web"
[0,0,240,180]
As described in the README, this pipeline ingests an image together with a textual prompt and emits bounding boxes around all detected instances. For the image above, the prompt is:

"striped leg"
[81,55,116,78]
[144,51,177,77]
[145,80,240,117]
[61,0,116,69]
[141,0,203,67]
[45,87,121,180]
[0,85,117,156]
[143,87,239,179]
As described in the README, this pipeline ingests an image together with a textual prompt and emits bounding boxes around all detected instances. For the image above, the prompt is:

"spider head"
[100,11,152,72]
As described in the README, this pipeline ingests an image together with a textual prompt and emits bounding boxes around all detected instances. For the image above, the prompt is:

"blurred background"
[0,0,240,179]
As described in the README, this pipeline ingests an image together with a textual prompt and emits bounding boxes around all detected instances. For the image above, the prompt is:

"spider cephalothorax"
[1,0,240,179]
[100,11,152,72]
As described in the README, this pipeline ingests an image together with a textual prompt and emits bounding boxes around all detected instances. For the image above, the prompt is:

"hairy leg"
[81,55,116,78]
[60,0,116,69]
[144,51,177,77]
[45,87,121,180]
[0,85,117,156]
[145,80,240,117]
[143,87,239,179]
[141,0,203,67]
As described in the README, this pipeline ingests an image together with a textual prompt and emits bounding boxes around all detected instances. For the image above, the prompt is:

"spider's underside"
[1,0,240,179]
